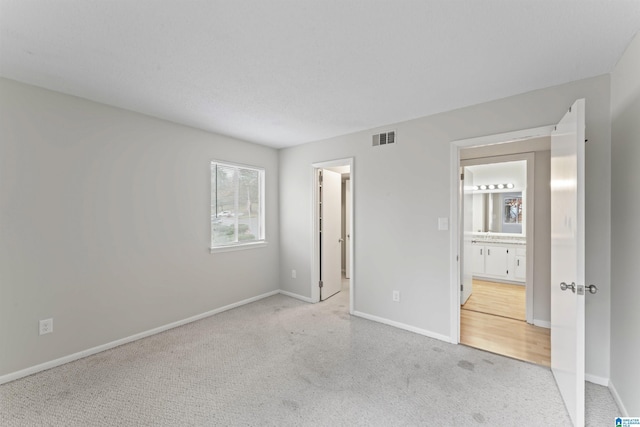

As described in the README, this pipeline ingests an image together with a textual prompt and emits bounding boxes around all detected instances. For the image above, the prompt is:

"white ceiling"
[1,1,639,149]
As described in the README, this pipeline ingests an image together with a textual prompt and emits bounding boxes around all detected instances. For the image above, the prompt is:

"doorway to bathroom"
[458,145,551,367]
[461,158,527,319]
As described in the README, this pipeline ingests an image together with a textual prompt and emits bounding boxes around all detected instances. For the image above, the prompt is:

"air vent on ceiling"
[372,130,396,147]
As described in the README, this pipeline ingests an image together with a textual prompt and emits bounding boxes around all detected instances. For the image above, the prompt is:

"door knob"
[560,282,576,293]
[586,284,598,294]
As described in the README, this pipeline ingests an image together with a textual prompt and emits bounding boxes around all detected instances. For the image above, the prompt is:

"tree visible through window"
[211,161,264,248]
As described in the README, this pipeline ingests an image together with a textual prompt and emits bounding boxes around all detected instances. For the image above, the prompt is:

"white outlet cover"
[39,318,53,335]
[438,217,449,231]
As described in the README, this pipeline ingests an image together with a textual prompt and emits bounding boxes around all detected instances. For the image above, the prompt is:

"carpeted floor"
[0,282,620,426]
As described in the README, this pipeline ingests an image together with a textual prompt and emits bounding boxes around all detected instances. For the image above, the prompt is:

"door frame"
[311,157,354,314]
[449,126,553,343]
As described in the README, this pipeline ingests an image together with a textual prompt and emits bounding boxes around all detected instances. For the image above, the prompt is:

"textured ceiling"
[1,1,639,148]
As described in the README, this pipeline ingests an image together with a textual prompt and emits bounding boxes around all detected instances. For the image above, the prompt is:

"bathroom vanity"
[471,234,526,284]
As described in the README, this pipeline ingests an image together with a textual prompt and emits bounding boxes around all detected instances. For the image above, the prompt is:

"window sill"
[209,241,268,254]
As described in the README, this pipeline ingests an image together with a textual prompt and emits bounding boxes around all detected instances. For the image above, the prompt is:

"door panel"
[551,99,586,426]
[320,169,342,300]
[345,179,351,279]
[484,246,509,277]
[461,169,474,304]
[472,245,485,274]
[515,256,526,280]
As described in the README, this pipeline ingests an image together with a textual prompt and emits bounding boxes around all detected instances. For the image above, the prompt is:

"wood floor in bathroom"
[460,279,551,367]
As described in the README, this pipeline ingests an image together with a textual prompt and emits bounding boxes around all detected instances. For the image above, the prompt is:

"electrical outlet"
[39,318,53,335]
[291,269,297,279]
[392,290,400,302]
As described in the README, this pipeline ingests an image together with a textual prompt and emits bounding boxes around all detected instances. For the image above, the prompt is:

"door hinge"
[460,284,463,291]
[319,280,323,288]
[460,173,464,180]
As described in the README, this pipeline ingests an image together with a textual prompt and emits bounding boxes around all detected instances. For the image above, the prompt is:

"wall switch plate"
[438,217,449,231]
[392,290,400,302]
[39,318,53,335]
[291,269,297,279]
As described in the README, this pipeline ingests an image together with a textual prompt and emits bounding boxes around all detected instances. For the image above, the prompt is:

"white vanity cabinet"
[484,246,509,278]
[471,241,525,283]
[514,247,526,281]
[472,245,486,274]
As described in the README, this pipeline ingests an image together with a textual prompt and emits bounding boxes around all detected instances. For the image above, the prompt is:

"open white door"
[461,168,474,304]
[550,99,586,426]
[345,178,351,279]
[320,169,342,300]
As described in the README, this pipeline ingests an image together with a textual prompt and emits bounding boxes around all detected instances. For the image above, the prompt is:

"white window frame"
[210,160,266,253]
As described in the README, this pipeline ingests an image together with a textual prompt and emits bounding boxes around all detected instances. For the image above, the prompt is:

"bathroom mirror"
[473,192,523,234]
[464,160,526,235]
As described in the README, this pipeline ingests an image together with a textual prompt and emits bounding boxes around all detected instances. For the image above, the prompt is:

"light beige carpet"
[0,284,620,426]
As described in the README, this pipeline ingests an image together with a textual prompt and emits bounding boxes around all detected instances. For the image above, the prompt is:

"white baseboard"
[473,276,524,286]
[279,290,315,303]
[608,380,628,416]
[352,311,451,343]
[533,319,551,329]
[585,373,609,386]
[0,290,280,385]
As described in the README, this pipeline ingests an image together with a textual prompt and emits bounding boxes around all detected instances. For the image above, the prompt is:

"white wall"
[279,75,611,380]
[0,78,280,377]
[533,150,551,325]
[610,31,640,416]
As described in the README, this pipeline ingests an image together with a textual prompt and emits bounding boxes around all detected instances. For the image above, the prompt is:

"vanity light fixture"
[473,183,515,191]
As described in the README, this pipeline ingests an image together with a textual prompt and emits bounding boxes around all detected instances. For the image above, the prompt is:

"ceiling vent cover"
[372,130,396,147]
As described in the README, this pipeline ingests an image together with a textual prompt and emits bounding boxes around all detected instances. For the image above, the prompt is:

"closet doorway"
[311,158,354,314]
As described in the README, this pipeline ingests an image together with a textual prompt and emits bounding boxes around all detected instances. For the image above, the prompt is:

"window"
[211,161,265,250]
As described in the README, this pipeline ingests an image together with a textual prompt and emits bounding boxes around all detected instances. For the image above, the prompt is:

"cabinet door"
[515,256,526,280]
[485,246,509,277]
[472,245,485,274]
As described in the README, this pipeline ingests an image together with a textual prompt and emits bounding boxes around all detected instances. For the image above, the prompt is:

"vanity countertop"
[470,234,526,245]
